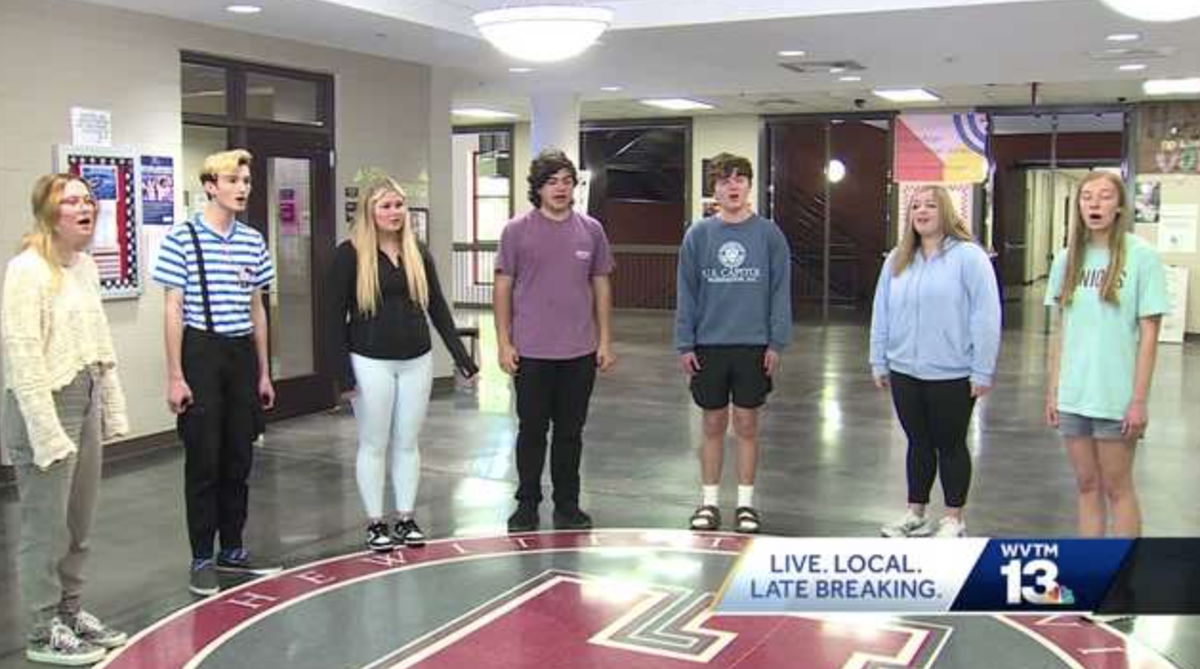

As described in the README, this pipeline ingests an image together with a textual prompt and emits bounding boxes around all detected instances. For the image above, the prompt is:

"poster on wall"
[279,187,300,236]
[55,145,141,299]
[409,207,429,244]
[140,155,175,226]
[1158,203,1198,254]
[70,107,112,147]
[1159,265,1190,344]
[1136,102,1200,174]
[894,113,989,183]
[1134,181,1161,223]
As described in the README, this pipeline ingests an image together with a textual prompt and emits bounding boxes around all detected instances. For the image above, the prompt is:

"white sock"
[702,485,719,507]
[738,485,754,508]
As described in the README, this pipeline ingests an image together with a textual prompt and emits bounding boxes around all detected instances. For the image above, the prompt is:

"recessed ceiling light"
[1106,33,1140,42]
[225,4,262,14]
[1143,77,1200,95]
[829,67,846,74]
[1118,63,1148,71]
[778,50,807,57]
[508,67,534,73]
[600,85,623,92]
[839,75,863,82]
[452,108,518,119]
[639,98,715,111]
[872,87,941,102]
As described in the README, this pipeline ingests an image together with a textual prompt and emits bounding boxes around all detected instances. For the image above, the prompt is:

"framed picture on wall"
[55,144,142,299]
[409,207,429,245]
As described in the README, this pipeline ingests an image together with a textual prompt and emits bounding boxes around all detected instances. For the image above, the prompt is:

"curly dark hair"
[527,148,578,208]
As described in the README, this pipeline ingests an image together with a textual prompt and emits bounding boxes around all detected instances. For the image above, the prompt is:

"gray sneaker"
[880,511,934,538]
[26,617,106,666]
[69,611,127,649]
[189,558,220,596]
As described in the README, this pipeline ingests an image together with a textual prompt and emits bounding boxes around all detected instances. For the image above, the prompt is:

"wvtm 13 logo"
[998,542,1076,605]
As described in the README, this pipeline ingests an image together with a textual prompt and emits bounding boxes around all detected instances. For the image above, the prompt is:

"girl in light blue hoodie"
[869,185,1001,539]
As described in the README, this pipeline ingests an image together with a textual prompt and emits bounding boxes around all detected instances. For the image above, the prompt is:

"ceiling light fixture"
[473,5,613,63]
[452,108,518,119]
[778,50,807,57]
[1105,32,1141,41]
[1098,1,1200,22]
[1143,77,1200,95]
[225,4,262,14]
[1118,63,1148,71]
[600,85,623,92]
[508,67,534,73]
[872,88,941,102]
[839,75,863,82]
[639,98,715,111]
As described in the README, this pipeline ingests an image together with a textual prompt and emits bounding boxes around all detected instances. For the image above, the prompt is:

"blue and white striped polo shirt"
[152,213,275,337]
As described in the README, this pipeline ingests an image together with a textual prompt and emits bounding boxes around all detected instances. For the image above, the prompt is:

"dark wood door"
[245,129,335,418]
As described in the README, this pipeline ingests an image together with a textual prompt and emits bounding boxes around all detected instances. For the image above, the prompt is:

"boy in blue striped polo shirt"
[152,149,279,596]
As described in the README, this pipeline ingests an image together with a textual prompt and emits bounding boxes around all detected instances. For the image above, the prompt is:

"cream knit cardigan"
[2,248,129,469]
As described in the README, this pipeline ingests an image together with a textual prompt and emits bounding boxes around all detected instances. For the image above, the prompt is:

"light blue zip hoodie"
[869,238,1001,387]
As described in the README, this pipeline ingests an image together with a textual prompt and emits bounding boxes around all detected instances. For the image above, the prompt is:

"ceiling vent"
[1087,46,1174,62]
[779,59,866,74]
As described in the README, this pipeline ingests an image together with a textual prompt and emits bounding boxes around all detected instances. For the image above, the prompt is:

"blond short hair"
[199,149,252,186]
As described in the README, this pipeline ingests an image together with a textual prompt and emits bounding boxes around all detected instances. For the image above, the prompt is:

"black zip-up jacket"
[329,240,478,391]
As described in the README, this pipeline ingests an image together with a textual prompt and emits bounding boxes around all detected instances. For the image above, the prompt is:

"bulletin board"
[55,145,142,299]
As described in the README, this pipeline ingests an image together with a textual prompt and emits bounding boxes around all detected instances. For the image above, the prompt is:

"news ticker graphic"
[714,538,1200,615]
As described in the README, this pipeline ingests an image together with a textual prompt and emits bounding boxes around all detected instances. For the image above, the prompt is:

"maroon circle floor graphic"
[96,530,1176,668]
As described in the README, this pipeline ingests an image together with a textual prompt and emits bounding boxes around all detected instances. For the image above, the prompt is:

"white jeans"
[350,352,433,518]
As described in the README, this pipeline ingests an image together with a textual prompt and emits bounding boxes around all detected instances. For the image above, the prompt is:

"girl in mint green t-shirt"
[1044,171,1168,538]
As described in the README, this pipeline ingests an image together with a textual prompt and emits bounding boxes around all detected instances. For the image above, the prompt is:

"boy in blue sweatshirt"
[675,153,791,534]
[869,185,1000,538]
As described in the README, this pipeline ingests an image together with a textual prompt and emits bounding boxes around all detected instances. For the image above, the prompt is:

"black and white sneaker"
[393,518,426,547]
[366,522,394,552]
[216,548,282,576]
[26,618,106,666]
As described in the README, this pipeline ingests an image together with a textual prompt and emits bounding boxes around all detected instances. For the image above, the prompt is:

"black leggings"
[889,372,976,507]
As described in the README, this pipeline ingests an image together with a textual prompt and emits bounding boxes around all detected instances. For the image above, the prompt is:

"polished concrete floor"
[1,300,1198,668]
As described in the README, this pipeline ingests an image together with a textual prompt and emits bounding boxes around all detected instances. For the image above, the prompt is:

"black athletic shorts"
[688,345,772,410]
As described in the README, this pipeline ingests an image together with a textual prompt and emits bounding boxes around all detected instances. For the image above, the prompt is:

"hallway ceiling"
[78,0,1200,118]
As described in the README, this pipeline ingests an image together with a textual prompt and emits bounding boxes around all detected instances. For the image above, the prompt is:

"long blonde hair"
[891,185,974,276]
[1058,171,1127,307]
[21,173,95,292]
[351,175,428,315]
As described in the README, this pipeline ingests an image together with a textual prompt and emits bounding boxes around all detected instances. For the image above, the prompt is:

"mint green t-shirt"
[1044,234,1168,420]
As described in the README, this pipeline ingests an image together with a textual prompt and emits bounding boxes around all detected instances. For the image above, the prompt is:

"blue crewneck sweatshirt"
[674,214,792,352]
[869,238,1001,386]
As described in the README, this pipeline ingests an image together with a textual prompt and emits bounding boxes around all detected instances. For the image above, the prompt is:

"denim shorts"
[1057,411,1125,440]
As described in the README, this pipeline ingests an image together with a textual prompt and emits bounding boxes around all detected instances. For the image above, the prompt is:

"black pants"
[513,354,597,507]
[178,328,259,559]
[888,372,976,508]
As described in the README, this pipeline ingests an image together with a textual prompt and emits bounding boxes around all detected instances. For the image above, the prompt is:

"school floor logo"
[96,531,1176,669]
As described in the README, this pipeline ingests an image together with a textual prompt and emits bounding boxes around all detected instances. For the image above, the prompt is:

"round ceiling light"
[1097,0,1200,22]
[473,5,614,63]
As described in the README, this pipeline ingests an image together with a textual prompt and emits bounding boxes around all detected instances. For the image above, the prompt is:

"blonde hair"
[1059,171,1127,307]
[200,149,252,190]
[351,175,428,315]
[891,185,974,276]
[20,173,96,292]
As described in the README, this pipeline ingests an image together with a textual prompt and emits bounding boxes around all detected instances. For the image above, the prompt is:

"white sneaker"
[880,511,934,538]
[934,517,967,538]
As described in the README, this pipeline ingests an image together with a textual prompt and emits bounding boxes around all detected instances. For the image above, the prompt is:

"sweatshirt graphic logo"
[703,241,761,283]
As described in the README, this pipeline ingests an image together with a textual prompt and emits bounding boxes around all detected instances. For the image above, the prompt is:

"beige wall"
[0,0,445,444]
